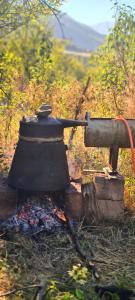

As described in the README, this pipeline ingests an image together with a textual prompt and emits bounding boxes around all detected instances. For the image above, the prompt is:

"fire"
[53,208,67,222]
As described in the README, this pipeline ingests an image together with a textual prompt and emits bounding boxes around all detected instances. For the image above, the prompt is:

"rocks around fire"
[65,181,84,221]
[0,177,65,235]
[0,175,17,221]
[0,174,125,230]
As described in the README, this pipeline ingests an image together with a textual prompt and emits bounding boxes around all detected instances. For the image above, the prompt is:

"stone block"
[65,182,84,220]
[0,176,17,220]
[68,157,82,180]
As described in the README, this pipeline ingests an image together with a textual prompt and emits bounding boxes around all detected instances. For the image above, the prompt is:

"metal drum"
[84,113,135,171]
[85,116,135,148]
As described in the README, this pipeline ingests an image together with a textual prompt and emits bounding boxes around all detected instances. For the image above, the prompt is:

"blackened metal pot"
[8,104,87,192]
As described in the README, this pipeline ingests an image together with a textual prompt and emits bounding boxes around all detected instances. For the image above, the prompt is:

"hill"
[47,14,105,52]
[92,21,113,34]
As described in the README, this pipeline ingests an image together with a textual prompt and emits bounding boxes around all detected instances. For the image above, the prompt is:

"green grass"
[0,218,135,299]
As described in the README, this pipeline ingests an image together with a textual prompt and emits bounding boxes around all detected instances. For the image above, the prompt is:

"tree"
[0,0,63,37]
[88,2,135,115]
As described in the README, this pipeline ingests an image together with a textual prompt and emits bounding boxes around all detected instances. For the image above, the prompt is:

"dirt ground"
[0,215,135,299]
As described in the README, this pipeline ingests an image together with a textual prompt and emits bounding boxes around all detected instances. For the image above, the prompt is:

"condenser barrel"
[84,118,135,148]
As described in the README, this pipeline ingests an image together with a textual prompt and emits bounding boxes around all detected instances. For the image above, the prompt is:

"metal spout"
[59,118,88,128]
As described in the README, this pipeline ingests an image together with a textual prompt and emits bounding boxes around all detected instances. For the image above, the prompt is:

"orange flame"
[53,208,67,222]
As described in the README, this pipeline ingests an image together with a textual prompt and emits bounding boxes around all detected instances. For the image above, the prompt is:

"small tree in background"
[0,0,63,37]
[88,2,135,116]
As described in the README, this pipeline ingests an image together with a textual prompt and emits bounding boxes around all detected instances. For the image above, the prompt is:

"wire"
[115,115,135,175]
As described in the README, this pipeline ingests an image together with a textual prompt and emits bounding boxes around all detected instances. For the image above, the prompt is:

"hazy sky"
[61,0,135,26]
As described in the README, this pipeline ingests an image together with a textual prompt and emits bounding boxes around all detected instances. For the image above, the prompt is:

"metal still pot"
[8,104,87,192]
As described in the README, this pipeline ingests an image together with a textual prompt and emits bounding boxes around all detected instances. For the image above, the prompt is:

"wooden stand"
[83,174,124,223]
[65,174,124,223]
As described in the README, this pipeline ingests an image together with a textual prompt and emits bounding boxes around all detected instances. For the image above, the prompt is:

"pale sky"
[61,0,135,26]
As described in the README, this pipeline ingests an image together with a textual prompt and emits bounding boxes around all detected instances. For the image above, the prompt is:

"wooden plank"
[94,174,124,201]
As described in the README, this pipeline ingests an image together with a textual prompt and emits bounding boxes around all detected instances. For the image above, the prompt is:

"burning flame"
[53,208,67,222]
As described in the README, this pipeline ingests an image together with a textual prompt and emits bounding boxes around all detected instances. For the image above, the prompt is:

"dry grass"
[0,216,135,299]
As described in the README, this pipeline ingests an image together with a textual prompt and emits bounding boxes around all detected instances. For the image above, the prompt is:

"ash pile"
[0,196,66,236]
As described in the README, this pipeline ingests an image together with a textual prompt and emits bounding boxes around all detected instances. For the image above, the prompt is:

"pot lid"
[22,104,62,126]
[36,104,52,118]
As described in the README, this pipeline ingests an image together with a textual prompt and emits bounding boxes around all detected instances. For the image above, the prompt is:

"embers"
[0,196,66,235]
[53,208,67,222]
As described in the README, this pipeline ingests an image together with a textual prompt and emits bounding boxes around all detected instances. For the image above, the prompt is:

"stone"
[68,157,82,180]
[0,176,17,220]
[65,182,84,220]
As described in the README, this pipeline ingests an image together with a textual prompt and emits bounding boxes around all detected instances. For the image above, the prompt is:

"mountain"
[47,14,105,52]
[92,21,114,35]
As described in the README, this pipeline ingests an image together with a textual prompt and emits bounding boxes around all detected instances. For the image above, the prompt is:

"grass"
[0,216,135,299]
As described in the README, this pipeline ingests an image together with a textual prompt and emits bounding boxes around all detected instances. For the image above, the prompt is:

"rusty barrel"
[84,118,135,148]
